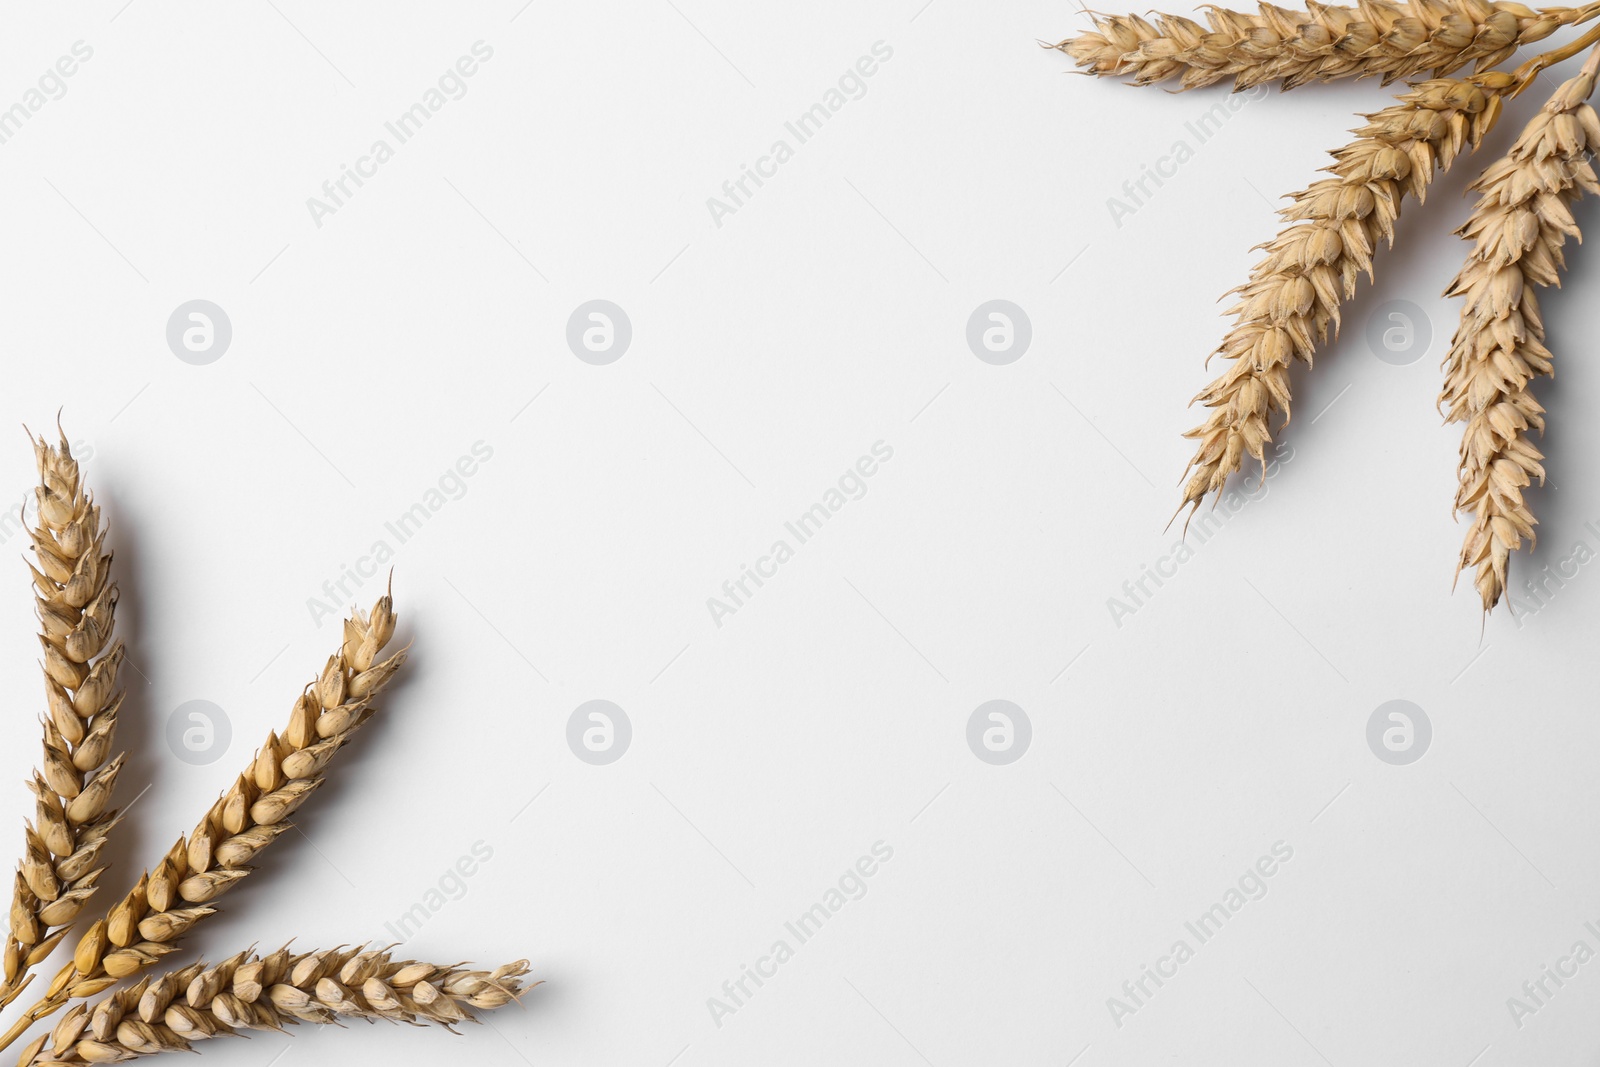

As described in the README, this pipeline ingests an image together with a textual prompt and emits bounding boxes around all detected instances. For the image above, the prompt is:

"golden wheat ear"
[0,428,127,1016]
[1178,72,1512,512]
[1442,49,1600,612]
[15,946,532,1064]
[0,592,407,1053]
[1049,0,1587,91]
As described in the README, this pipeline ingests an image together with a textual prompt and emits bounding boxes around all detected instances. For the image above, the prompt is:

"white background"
[0,2,1597,1065]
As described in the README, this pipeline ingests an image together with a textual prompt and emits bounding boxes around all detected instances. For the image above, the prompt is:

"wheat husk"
[15,946,531,1064]
[0,432,126,1013]
[0,593,406,1051]
[1053,0,1585,90]
[1177,73,1510,517]
[1441,57,1600,610]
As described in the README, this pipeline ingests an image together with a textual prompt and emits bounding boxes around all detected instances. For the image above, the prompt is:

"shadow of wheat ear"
[0,428,532,1061]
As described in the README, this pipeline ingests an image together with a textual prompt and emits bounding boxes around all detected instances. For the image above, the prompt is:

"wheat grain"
[15,946,531,1064]
[0,592,406,1052]
[0,431,126,1014]
[1441,54,1600,610]
[1176,73,1510,518]
[1051,0,1588,90]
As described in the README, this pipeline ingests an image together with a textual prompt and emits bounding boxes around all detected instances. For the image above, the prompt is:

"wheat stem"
[1509,19,1600,88]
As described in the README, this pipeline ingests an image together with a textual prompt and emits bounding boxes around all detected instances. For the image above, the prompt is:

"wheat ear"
[16,946,531,1064]
[1052,0,1588,90]
[0,431,126,1013]
[0,593,406,1053]
[1176,73,1510,518]
[1441,53,1600,610]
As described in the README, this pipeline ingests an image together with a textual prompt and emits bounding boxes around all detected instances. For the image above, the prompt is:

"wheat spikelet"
[15,946,531,1064]
[1176,73,1510,517]
[1052,0,1586,90]
[0,593,406,1052]
[1441,57,1600,610]
[0,431,126,1013]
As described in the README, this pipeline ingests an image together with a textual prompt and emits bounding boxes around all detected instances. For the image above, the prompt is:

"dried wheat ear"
[16,946,531,1065]
[1052,0,1593,90]
[1178,73,1510,518]
[1442,57,1600,610]
[2,432,126,1014]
